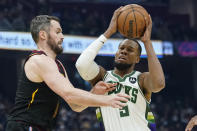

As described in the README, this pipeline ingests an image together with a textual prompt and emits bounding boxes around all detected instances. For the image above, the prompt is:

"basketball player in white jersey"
[75,7,165,131]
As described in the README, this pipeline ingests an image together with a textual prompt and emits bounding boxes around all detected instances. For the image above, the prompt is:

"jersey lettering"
[108,81,138,104]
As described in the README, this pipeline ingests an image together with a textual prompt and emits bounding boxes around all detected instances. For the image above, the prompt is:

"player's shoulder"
[139,71,149,77]
[24,54,52,82]
[137,71,148,80]
[134,70,142,75]
[29,53,48,60]
[26,54,55,69]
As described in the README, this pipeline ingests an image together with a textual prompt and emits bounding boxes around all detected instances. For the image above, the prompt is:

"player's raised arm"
[75,7,123,85]
[139,15,165,93]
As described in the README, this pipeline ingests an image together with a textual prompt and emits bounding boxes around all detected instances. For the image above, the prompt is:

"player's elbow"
[75,60,89,78]
[153,80,165,93]
[76,60,99,81]
[63,91,86,113]
[63,94,73,104]
[63,96,83,113]
[73,107,86,112]
[75,59,86,72]
[70,106,84,112]
[75,60,80,70]
[62,89,75,104]
[73,109,83,113]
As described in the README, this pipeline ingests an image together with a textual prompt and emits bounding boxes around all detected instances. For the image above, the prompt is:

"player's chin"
[58,44,62,48]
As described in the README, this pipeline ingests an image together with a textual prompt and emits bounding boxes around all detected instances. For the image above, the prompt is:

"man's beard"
[114,61,132,71]
[47,35,63,55]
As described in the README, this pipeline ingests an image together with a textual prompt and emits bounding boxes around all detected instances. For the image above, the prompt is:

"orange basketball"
[117,4,149,38]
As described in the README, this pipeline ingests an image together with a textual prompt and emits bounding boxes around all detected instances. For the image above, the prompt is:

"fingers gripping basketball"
[117,4,149,38]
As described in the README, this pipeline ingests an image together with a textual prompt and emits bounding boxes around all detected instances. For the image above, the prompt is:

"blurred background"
[0,0,197,131]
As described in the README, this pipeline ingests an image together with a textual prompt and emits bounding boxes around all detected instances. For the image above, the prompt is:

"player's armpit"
[140,72,165,93]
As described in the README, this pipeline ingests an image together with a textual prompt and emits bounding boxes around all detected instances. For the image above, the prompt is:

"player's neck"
[37,45,57,60]
[114,66,135,78]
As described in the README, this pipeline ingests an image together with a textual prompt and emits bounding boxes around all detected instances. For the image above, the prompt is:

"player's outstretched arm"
[185,115,197,131]
[67,81,117,112]
[140,15,165,93]
[26,55,129,112]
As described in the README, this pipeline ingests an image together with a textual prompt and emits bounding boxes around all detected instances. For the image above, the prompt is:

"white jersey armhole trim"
[103,71,109,81]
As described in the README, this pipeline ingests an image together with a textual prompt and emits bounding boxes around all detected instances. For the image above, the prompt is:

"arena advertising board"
[174,42,197,57]
[0,31,170,58]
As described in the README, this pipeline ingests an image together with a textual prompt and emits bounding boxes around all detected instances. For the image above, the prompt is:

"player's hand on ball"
[140,14,152,44]
[104,6,123,38]
[185,115,197,131]
[91,81,117,95]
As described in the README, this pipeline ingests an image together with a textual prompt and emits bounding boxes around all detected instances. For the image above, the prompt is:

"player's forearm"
[68,89,96,112]
[75,35,107,80]
[63,87,107,107]
[144,40,165,91]
[104,30,113,38]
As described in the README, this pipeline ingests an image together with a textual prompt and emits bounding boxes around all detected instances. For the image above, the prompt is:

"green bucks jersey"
[96,70,156,131]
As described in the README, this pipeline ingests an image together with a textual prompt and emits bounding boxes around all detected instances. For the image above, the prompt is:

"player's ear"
[136,56,140,63]
[39,30,47,41]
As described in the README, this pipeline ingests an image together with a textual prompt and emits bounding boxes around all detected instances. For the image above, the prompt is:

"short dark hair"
[119,39,142,56]
[130,39,142,56]
[30,15,60,43]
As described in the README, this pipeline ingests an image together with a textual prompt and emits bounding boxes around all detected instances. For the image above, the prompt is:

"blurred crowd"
[151,96,197,131]
[0,93,12,131]
[0,0,197,41]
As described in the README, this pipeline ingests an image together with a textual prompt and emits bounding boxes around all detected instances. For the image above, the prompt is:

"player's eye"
[128,48,133,52]
[120,47,124,50]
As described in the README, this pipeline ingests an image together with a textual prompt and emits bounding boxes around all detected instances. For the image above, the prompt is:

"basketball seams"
[121,6,147,38]
[118,8,134,36]
[122,6,146,12]
[131,6,146,10]
[122,11,132,35]
[133,9,147,36]
[117,4,148,38]
[131,7,138,38]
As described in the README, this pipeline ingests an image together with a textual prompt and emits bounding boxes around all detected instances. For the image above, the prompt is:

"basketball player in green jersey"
[5,15,130,131]
[76,7,165,131]
[186,115,197,131]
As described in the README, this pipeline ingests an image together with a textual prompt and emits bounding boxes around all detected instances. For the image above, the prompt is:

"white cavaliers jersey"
[96,70,156,131]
